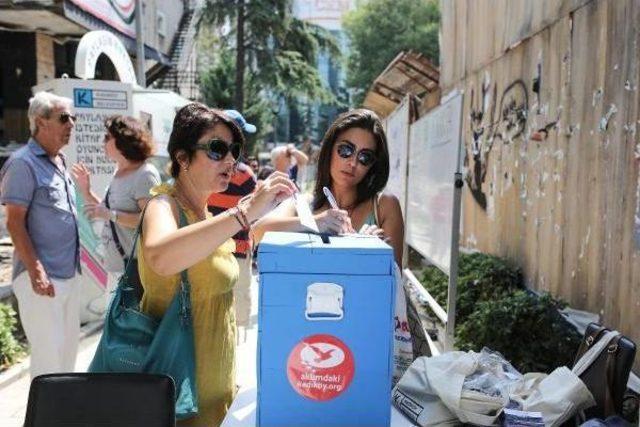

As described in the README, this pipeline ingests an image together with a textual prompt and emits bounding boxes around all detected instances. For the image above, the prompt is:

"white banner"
[406,93,463,274]
[384,97,410,217]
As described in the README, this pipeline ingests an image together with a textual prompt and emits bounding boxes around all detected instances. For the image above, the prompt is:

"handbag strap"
[574,324,608,364]
[104,187,127,259]
[604,335,622,414]
[120,195,190,303]
[572,330,621,376]
[585,324,608,347]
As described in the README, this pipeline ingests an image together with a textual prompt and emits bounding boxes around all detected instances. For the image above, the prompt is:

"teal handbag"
[89,205,198,420]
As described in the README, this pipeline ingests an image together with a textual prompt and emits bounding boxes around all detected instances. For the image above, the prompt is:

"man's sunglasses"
[336,141,376,167]
[195,138,243,162]
[57,112,77,124]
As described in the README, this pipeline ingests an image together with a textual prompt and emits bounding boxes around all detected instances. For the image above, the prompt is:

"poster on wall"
[33,78,133,322]
[406,93,463,274]
[384,97,410,216]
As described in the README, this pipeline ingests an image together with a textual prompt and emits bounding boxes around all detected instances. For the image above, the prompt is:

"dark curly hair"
[104,115,155,162]
[312,109,390,210]
[167,103,245,178]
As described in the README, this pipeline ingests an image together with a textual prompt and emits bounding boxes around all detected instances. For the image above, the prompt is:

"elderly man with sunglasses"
[0,91,81,379]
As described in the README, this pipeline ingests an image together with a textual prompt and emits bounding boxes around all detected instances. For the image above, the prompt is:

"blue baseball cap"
[224,109,257,134]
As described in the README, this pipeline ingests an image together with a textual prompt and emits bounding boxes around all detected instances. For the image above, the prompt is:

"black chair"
[24,372,176,427]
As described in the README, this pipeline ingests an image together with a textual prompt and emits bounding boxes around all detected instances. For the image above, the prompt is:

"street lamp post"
[135,0,146,86]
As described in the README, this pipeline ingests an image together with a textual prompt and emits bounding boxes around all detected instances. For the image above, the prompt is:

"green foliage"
[343,0,440,105]
[419,252,582,373]
[0,303,25,368]
[456,291,582,373]
[200,49,235,108]
[199,0,339,114]
[200,49,273,155]
[420,252,523,323]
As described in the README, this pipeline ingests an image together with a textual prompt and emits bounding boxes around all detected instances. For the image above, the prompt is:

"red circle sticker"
[286,334,355,401]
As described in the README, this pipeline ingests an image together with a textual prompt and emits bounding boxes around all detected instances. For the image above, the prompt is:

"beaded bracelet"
[237,204,250,230]
[230,206,250,231]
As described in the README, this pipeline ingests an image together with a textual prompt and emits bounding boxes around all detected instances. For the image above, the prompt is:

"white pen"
[323,186,340,209]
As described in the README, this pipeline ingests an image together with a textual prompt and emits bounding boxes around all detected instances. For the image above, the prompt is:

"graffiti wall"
[441,0,640,351]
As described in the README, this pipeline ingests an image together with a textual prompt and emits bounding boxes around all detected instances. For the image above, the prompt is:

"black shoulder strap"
[104,187,127,259]
[586,324,608,347]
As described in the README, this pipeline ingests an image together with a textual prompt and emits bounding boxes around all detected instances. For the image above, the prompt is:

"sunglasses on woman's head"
[195,138,243,162]
[336,141,376,167]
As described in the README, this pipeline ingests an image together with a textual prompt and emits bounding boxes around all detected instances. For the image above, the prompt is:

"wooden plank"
[619,0,640,343]
[441,0,595,91]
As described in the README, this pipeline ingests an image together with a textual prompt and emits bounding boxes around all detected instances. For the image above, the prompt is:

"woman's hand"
[359,223,388,241]
[84,202,110,221]
[71,163,92,195]
[315,209,354,235]
[245,172,297,222]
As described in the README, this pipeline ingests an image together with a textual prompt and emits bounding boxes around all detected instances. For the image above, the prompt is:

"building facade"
[0,0,196,145]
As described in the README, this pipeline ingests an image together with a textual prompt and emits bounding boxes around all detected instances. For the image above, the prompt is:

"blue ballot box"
[256,232,396,427]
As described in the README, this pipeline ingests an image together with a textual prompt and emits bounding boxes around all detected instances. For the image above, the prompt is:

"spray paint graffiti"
[465,78,529,210]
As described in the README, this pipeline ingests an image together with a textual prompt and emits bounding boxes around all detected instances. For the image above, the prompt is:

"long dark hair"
[312,109,390,210]
[167,103,245,178]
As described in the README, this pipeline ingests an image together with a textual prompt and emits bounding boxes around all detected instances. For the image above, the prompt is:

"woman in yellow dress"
[138,103,296,426]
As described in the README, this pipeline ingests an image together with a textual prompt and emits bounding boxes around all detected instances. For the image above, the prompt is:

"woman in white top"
[72,115,161,274]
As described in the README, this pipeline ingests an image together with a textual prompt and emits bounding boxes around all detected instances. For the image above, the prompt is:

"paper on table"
[294,193,319,233]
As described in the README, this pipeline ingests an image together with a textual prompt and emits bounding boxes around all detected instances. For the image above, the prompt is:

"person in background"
[270,143,309,184]
[207,109,257,341]
[138,103,296,425]
[0,92,80,379]
[72,115,160,292]
[300,135,319,164]
[247,155,260,175]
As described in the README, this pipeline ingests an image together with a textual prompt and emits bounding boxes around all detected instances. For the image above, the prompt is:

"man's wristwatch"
[109,209,118,222]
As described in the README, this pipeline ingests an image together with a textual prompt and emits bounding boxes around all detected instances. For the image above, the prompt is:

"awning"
[363,51,439,117]
[0,2,85,36]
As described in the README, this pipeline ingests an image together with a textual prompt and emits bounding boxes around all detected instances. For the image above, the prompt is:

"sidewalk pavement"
[0,276,260,427]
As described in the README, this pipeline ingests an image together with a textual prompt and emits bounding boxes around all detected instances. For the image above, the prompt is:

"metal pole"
[445,172,463,351]
[445,92,465,351]
[135,0,145,86]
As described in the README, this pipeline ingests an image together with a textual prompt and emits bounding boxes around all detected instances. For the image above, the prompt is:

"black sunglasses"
[195,138,243,162]
[58,112,77,124]
[336,141,376,167]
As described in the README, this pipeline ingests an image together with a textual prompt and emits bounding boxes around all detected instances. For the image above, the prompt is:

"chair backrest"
[24,372,176,427]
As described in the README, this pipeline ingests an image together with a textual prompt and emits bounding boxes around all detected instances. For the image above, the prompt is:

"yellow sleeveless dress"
[137,184,239,427]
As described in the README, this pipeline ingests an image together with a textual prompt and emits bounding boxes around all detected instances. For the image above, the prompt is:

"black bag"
[572,323,636,419]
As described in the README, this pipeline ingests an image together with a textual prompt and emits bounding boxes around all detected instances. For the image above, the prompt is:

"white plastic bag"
[393,264,414,385]
[393,349,596,427]
[393,351,506,426]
